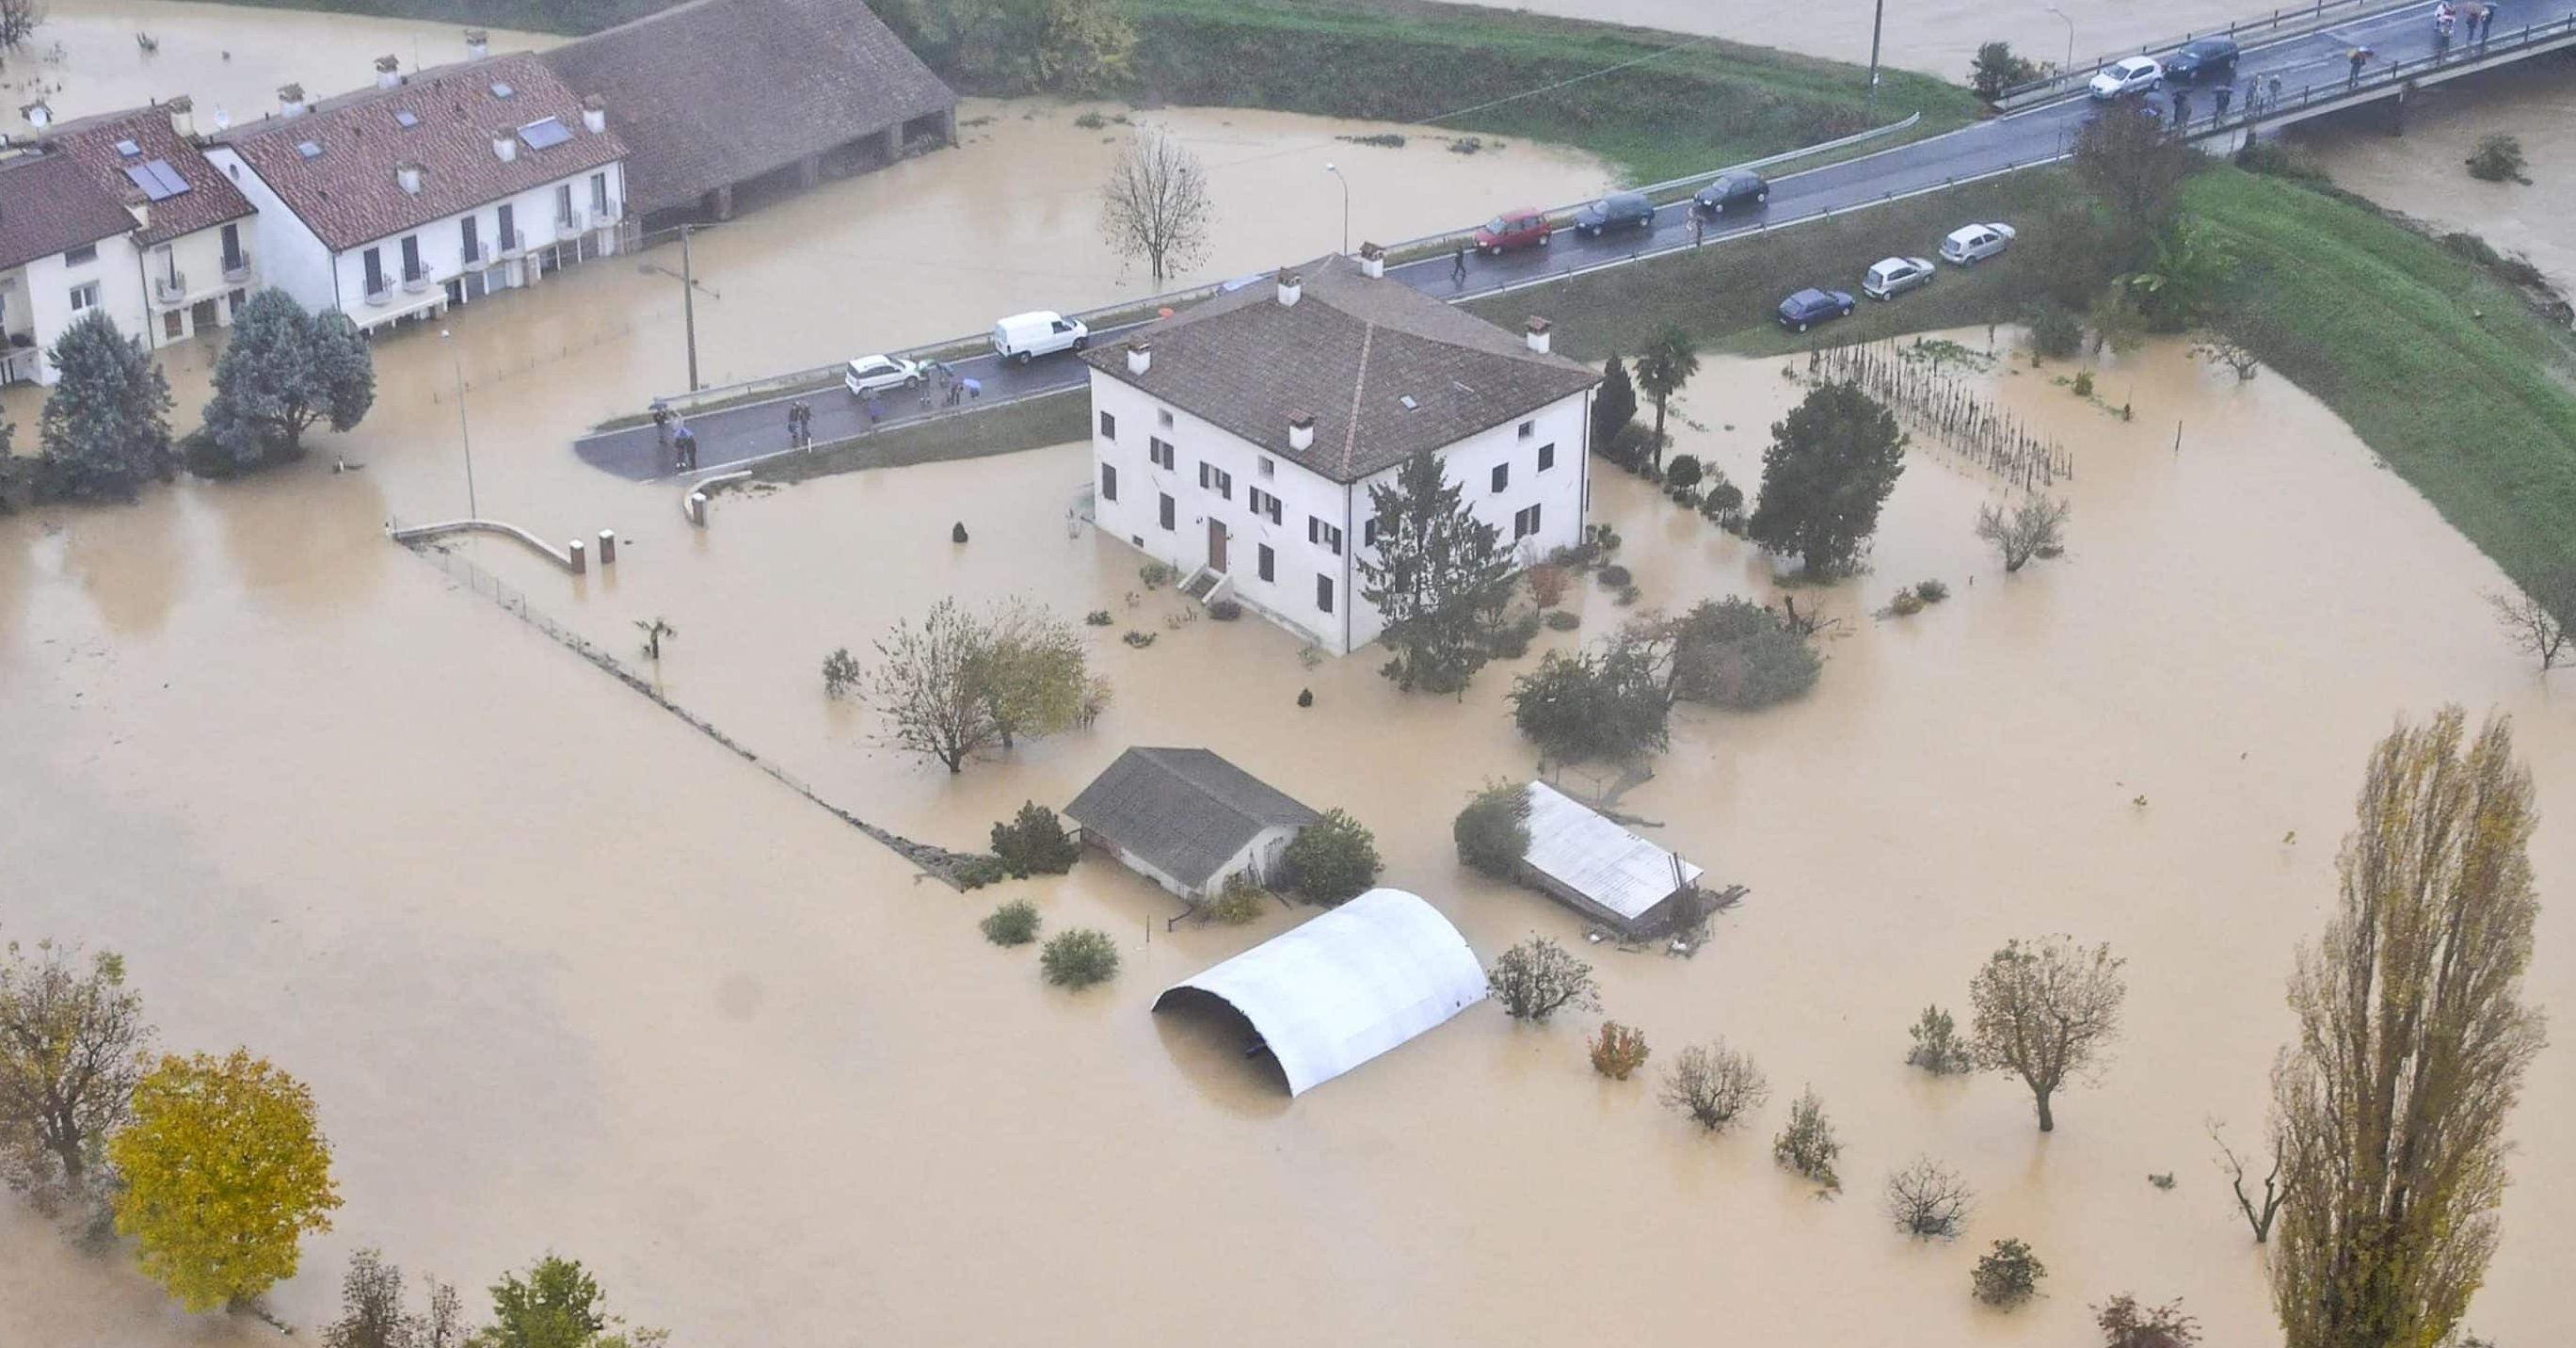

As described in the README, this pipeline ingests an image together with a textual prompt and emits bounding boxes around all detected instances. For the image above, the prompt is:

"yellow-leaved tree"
[107,1049,342,1310]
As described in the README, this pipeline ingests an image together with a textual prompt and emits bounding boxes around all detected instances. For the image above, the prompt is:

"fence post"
[568,539,586,574]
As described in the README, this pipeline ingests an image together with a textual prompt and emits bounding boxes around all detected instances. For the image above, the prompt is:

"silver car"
[843,353,923,395]
[1863,256,1935,300]
[1940,222,2016,265]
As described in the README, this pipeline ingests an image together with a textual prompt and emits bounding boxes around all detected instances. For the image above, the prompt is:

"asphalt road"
[576,0,2572,483]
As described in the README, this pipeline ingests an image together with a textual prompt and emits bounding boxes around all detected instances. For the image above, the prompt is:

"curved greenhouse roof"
[1152,888,1486,1096]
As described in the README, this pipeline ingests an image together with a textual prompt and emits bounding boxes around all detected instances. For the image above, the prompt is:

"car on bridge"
[1940,221,2016,265]
[2088,56,2164,99]
[844,353,924,395]
[1573,191,1656,237]
[1475,208,1553,255]
[2164,37,2239,83]
[1864,256,1936,301]
[1693,169,1769,216]
[1776,286,1855,332]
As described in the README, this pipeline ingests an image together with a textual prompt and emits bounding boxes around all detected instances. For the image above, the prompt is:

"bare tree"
[0,939,153,1213]
[2270,707,2547,1348]
[1884,1156,1974,1239]
[1968,934,2125,1131]
[2485,566,2574,670]
[2207,1118,2287,1244]
[1974,495,2071,572]
[1659,1039,1769,1132]
[863,599,997,774]
[1097,125,1212,286]
[2191,335,2261,381]
[0,0,43,57]
[1484,937,1597,1022]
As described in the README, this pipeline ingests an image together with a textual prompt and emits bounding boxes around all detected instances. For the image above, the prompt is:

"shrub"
[1072,109,1108,130]
[1486,937,1600,1021]
[2028,302,2084,359]
[1888,589,1926,617]
[1207,874,1270,925]
[1913,579,1950,603]
[1972,1239,2047,1308]
[2465,133,2529,184]
[1665,454,1704,490]
[955,856,1008,890]
[1660,1039,1770,1132]
[990,801,1080,876]
[1589,1021,1651,1080]
[1207,598,1243,621]
[1509,646,1671,762]
[980,899,1041,946]
[1615,584,1642,606]
[822,647,862,698]
[1039,928,1120,988]
[1705,476,1745,515]
[1906,1004,1976,1074]
[1484,611,1544,660]
[1526,562,1569,608]
[1122,631,1156,649]
[1602,567,1636,589]
[1083,609,1113,626]
[1139,561,1175,589]
[1544,610,1581,632]
[1969,40,2039,101]
[952,522,969,544]
[1773,1087,1843,1192]
[1886,1157,1974,1239]
[2072,369,2096,398]
[2096,1295,2201,1348]
[1673,487,1704,510]
[1281,809,1380,903]
[1296,687,1314,708]
[1667,599,1820,711]
[1453,782,1531,879]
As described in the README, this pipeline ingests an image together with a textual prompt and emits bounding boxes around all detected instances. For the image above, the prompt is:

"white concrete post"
[568,539,586,573]
[597,529,616,564]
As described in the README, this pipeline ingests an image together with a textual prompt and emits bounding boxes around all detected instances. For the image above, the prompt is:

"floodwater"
[2294,58,2576,290]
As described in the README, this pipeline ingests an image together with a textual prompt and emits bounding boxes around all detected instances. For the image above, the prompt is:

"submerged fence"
[1810,341,2077,490]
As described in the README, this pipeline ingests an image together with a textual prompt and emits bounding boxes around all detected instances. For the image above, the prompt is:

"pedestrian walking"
[2267,73,2284,112]
[2347,46,2371,87]
[2171,88,2191,129]
[651,400,671,447]
[1691,212,1704,248]
[944,379,962,408]
[673,425,697,473]
[2482,1,2501,42]
[2213,83,2233,120]
[1451,243,1467,288]
[786,399,800,448]
[866,393,886,426]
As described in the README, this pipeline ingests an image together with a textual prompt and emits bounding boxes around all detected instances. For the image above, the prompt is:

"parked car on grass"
[2164,37,2239,83]
[1940,221,2016,265]
[844,353,923,395]
[991,311,1089,364]
[1863,256,1936,300]
[1474,208,1552,255]
[2088,56,2164,99]
[1694,169,1769,215]
[1573,190,1656,237]
[1776,287,1855,332]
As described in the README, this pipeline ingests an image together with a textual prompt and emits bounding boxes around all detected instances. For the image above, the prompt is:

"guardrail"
[641,111,1926,415]
[1994,0,2423,107]
[2177,14,2576,136]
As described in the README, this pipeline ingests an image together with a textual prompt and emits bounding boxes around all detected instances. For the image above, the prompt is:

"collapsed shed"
[1518,781,1705,939]
[1152,888,1486,1096]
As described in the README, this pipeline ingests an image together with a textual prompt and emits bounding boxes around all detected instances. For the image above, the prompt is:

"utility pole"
[440,329,477,519]
[679,223,700,392]
[1866,0,1887,117]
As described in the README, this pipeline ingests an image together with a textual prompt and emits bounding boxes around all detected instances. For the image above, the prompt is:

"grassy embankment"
[744,392,1088,488]
[1476,161,2576,592]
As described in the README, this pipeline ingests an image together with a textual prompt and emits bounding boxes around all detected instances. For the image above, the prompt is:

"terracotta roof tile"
[0,152,136,271]
[41,104,256,248]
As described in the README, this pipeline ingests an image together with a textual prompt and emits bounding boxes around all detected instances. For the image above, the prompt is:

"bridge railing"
[1994,0,2421,107]
[2175,14,2576,137]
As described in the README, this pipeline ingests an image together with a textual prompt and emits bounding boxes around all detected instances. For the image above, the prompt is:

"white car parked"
[991,310,1091,364]
[844,353,923,395]
[1940,221,2017,265]
[2088,56,2163,100]
[1864,256,1936,300]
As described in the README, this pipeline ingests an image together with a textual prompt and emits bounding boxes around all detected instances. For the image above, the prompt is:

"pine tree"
[200,289,376,472]
[39,311,173,500]
[1592,353,1637,461]
[1358,450,1514,694]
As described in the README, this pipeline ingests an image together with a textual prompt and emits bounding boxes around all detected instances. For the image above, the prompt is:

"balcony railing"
[364,284,394,307]
[153,273,187,306]
[495,230,524,258]
[460,239,488,265]
[402,273,432,295]
[556,209,586,234]
[221,254,252,283]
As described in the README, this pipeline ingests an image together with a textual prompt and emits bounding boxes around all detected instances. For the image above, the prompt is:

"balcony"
[364,285,395,308]
[556,209,587,234]
[402,273,432,296]
[153,272,188,306]
[460,239,488,266]
[222,254,252,284]
[495,230,524,258]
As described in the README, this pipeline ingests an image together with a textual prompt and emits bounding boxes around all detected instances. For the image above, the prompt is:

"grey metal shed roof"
[1522,781,1703,923]
[1064,747,1320,890]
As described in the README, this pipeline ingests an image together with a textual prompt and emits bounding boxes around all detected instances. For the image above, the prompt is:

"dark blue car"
[1573,190,1656,237]
[1776,287,1855,332]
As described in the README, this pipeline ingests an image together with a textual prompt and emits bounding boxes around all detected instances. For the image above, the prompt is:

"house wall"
[136,224,254,346]
[1088,366,1590,655]
[11,234,149,385]
[203,149,336,313]
[1090,825,1299,903]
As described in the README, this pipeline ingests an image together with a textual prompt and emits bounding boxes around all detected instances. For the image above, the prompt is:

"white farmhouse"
[1080,251,1600,655]
[202,51,628,334]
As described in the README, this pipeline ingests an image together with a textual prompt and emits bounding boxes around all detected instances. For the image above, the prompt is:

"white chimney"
[1126,341,1152,377]
[581,94,606,136]
[491,128,517,163]
[1525,316,1552,356]
[1358,242,1385,280]
[396,162,424,194]
[279,84,307,119]
[213,106,232,133]
[166,94,195,139]
[374,56,401,90]
[20,101,51,129]
[1288,412,1316,452]
[464,28,488,60]
[1275,267,1302,307]
[123,189,150,232]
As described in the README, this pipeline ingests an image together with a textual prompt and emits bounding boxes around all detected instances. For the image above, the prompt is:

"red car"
[1473,208,1551,256]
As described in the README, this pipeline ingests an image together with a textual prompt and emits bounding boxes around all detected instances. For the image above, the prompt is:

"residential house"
[202,51,628,334]
[1064,746,1320,903]
[1080,250,1600,655]
[0,147,145,385]
[40,99,260,351]
[539,0,957,223]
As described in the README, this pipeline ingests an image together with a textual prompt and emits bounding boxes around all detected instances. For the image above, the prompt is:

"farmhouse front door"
[1208,520,1228,574]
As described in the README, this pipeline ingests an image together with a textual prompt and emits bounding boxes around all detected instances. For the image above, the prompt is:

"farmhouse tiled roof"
[0,152,136,271]
[540,0,956,217]
[42,104,255,248]
[1064,747,1320,891]
[212,52,625,253]
[1082,255,1601,484]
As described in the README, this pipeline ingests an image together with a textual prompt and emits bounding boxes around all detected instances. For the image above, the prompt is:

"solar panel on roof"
[121,159,191,201]
[114,138,142,158]
[518,116,570,151]
[394,109,420,128]
[296,139,323,159]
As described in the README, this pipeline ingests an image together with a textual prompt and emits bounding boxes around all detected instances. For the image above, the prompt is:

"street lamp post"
[1866,0,1886,116]
[440,329,477,520]
[1323,162,1350,255]
[2047,5,2076,74]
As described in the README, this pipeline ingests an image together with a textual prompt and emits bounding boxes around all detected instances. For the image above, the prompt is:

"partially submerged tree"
[324,1248,465,1348]
[2269,707,2547,1348]
[1886,1156,1974,1239]
[0,939,152,1213]
[971,600,1090,750]
[1969,935,2126,1132]
[2096,1294,2201,1348]
[1968,40,2039,101]
[1097,125,1212,286]
[1971,1238,2047,1308]
[1630,324,1700,468]
[109,1049,343,1310]
[1588,1021,1650,1080]
[199,289,375,473]
[0,0,41,56]
[1772,1087,1843,1193]
[1975,496,2072,573]
[860,598,1096,772]
[1904,1004,1975,1075]
[482,1253,660,1348]
[990,801,1079,876]
[1506,645,1670,762]
[1747,380,1907,577]
[1280,808,1380,904]
[2207,1119,2287,1244]
[1452,781,1531,879]
[1657,599,1822,711]
[2485,565,2574,670]
[1360,450,1516,694]
[1485,937,1598,1022]
[2073,101,2193,264]
[1591,353,1638,459]
[1659,1039,1769,1133]
[39,310,173,500]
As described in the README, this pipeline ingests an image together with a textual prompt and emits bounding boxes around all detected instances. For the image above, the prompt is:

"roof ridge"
[1338,322,1376,477]
[1137,747,1274,824]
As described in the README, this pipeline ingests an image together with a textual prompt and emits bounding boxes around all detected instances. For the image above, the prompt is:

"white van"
[991,311,1090,364]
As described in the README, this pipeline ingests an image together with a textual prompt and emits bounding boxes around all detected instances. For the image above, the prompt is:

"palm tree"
[1631,324,1701,469]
